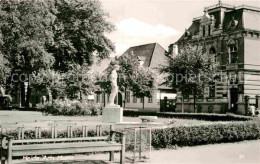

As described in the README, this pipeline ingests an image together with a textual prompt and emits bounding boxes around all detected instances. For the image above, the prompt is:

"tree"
[30,69,66,101]
[0,53,10,95]
[131,67,158,110]
[0,0,55,106]
[160,45,219,112]
[95,61,115,106]
[0,53,10,85]
[117,52,140,108]
[49,0,115,72]
[64,64,97,100]
[0,0,115,106]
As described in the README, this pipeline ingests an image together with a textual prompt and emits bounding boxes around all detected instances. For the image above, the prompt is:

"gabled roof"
[91,57,114,73]
[122,43,167,69]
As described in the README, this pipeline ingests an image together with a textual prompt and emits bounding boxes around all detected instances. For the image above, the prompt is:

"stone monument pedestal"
[102,105,123,123]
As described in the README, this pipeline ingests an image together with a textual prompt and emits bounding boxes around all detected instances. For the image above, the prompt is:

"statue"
[107,64,120,106]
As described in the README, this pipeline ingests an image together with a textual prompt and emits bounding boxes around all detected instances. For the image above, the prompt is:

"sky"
[100,0,260,57]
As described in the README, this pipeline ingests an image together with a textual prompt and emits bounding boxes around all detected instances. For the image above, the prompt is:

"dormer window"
[185,30,190,37]
[229,45,238,63]
[200,10,215,38]
[138,56,145,66]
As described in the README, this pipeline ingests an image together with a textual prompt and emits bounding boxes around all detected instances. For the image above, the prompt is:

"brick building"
[170,2,260,114]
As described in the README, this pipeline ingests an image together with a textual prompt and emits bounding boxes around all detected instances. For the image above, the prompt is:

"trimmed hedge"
[3,121,260,150]
[152,121,260,148]
[123,110,254,121]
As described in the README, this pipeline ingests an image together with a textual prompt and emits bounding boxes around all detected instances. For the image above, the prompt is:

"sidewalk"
[81,140,260,164]
[146,140,260,164]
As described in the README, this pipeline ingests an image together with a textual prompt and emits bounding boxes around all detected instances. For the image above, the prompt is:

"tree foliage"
[30,69,65,99]
[0,0,55,74]
[131,67,158,109]
[50,0,115,72]
[96,55,157,109]
[0,53,10,85]
[64,64,97,99]
[117,52,140,91]
[0,0,115,104]
[160,45,219,112]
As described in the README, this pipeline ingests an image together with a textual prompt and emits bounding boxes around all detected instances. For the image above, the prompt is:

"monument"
[102,64,123,123]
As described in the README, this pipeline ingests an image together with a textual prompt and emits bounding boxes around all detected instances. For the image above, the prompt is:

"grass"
[0,110,211,126]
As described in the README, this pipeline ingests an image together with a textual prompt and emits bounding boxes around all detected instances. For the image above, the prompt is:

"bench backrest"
[0,121,113,140]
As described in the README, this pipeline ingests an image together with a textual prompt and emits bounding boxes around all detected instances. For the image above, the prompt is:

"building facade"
[170,2,260,114]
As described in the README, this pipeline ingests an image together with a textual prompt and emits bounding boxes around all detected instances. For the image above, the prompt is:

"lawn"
[0,110,211,127]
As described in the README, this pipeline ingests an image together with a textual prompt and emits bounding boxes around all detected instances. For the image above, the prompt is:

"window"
[208,25,211,36]
[229,45,238,63]
[202,26,206,37]
[209,85,215,97]
[140,97,144,103]
[96,94,100,103]
[148,96,153,103]
[126,91,130,103]
[133,96,137,103]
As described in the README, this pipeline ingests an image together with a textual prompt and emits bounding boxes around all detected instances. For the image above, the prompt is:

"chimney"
[168,44,178,56]
[172,44,178,56]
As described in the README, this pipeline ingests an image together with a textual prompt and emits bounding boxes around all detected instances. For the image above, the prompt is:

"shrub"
[89,105,101,116]
[197,104,202,113]
[220,104,227,114]
[123,110,254,121]
[151,121,260,148]
[208,105,214,113]
[37,100,99,116]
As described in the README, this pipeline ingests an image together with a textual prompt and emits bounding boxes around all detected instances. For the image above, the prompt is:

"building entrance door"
[230,88,238,113]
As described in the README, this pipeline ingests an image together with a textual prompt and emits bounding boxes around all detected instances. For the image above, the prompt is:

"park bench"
[0,124,126,164]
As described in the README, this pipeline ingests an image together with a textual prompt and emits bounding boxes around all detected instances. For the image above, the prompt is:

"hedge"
[37,100,100,116]
[123,110,254,121]
[152,121,260,148]
[4,129,109,140]
[3,121,260,150]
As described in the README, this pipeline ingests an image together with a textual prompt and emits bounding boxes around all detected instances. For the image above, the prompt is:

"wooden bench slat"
[12,136,109,144]
[12,141,120,150]
[12,145,122,156]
